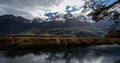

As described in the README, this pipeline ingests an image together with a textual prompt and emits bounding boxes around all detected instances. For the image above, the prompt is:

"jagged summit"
[38,12,91,23]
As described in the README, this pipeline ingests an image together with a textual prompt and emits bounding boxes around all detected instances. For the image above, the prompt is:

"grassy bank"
[0,36,120,50]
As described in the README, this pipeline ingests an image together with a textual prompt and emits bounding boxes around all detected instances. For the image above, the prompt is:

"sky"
[0,0,118,19]
[0,0,87,19]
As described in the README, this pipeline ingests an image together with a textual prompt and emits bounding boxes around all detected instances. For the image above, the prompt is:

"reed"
[0,36,120,50]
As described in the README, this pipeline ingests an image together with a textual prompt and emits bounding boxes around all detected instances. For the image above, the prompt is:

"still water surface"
[0,45,120,63]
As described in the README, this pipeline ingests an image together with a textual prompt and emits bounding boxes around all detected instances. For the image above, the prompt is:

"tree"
[105,11,120,38]
[83,0,120,38]
[83,0,120,21]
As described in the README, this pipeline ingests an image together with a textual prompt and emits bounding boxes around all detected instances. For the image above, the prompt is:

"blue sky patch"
[103,0,118,7]
[44,12,58,17]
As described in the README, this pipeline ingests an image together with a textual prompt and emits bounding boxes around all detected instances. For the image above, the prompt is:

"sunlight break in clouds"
[49,0,85,13]
[31,0,86,18]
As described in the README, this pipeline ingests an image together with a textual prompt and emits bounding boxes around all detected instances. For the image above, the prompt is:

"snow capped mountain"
[41,11,94,24]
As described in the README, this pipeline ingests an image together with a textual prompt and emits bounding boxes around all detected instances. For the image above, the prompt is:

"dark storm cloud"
[0,5,33,17]
[0,0,62,8]
[0,0,63,19]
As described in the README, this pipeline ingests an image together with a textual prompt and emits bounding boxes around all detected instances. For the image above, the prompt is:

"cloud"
[49,0,85,13]
[0,5,34,19]
[0,0,62,8]
[0,0,63,19]
[65,5,83,12]
[0,0,85,19]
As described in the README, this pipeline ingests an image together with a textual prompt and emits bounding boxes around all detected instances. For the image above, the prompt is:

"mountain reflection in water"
[0,45,120,63]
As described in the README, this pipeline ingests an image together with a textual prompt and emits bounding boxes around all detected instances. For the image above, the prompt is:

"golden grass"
[0,36,120,49]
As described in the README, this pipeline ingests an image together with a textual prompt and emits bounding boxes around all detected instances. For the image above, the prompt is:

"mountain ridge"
[0,13,108,37]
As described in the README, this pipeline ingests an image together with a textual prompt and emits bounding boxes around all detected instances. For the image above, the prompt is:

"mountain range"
[0,12,112,37]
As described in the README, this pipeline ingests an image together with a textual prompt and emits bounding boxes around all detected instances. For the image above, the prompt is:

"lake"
[0,45,120,63]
